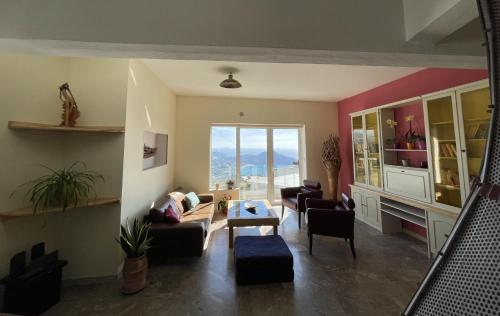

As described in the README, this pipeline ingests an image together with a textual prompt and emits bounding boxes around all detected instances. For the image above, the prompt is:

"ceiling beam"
[404,0,479,44]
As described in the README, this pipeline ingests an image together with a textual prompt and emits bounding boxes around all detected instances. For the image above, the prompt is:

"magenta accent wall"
[337,68,488,236]
[393,101,428,168]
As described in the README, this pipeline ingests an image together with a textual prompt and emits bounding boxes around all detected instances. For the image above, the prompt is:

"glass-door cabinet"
[351,111,382,189]
[424,82,491,210]
[424,93,465,209]
[456,84,492,196]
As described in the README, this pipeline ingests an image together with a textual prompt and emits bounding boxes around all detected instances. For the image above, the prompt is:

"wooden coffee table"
[227,200,280,248]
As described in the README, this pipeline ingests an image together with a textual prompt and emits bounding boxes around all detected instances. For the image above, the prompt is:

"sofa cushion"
[164,205,181,223]
[185,192,201,210]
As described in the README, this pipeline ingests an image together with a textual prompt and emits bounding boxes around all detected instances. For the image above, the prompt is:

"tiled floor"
[46,207,430,316]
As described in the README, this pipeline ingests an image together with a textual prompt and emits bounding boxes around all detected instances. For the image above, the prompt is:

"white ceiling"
[141,59,422,102]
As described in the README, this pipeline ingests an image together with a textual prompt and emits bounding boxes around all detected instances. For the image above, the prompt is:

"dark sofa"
[144,193,214,262]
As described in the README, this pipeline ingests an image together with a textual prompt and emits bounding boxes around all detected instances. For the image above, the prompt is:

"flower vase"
[416,140,426,150]
[325,166,340,200]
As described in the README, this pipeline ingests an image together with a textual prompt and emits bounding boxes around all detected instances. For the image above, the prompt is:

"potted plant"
[404,115,419,150]
[321,134,341,200]
[10,161,104,215]
[226,179,235,190]
[217,193,232,215]
[386,137,400,149]
[116,218,152,294]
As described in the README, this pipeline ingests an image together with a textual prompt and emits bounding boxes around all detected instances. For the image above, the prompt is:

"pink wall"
[393,102,427,168]
[338,68,488,195]
[337,68,488,236]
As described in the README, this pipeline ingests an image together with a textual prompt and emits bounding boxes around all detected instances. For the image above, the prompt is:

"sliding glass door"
[273,129,300,201]
[210,125,303,203]
[239,128,269,200]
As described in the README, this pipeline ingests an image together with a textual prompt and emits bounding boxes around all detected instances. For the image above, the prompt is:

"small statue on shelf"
[59,83,80,127]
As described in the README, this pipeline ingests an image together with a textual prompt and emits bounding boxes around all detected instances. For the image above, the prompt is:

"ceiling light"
[220,73,242,89]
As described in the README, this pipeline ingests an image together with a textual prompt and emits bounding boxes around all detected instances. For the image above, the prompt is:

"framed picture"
[474,123,489,139]
[465,124,479,139]
[143,131,168,170]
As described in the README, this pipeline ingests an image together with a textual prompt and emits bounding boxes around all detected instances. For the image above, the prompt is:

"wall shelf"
[0,197,120,220]
[8,121,125,133]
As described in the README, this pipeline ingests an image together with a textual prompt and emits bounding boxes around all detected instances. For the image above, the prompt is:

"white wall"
[120,60,176,223]
[175,96,338,198]
[0,54,129,279]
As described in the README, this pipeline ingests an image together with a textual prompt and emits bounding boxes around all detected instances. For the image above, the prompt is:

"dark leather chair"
[281,180,323,228]
[305,193,356,258]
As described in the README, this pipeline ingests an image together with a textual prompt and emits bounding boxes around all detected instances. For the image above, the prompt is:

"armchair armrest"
[297,190,323,213]
[280,187,300,198]
[305,198,338,210]
[197,193,214,203]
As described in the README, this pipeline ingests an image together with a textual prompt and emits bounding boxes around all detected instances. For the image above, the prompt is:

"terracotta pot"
[122,254,148,295]
[325,166,340,200]
[406,142,415,150]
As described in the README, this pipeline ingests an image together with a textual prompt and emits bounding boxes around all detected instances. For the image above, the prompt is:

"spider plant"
[11,161,104,215]
[116,218,152,259]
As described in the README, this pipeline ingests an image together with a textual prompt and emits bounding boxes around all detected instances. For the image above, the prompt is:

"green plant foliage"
[116,218,152,259]
[10,161,104,215]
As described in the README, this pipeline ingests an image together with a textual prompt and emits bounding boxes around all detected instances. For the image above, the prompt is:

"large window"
[210,125,304,202]
[210,126,237,189]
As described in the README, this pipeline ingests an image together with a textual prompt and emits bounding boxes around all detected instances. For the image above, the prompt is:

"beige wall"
[175,96,338,198]
[121,60,177,223]
[0,54,129,279]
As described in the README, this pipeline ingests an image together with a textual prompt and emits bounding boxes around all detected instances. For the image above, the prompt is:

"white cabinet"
[351,186,381,229]
[383,165,431,203]
[424,82,491,211]
[427,210,455,255]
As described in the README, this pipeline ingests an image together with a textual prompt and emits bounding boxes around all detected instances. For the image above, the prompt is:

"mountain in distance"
[212,147,298,165]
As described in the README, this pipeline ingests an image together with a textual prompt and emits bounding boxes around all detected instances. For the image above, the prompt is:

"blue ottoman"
[234,235,294,285]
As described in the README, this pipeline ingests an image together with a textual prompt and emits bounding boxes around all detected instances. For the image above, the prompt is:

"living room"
[0,1,497,315]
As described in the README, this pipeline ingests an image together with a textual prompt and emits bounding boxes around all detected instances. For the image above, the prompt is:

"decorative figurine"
[59,83,80,127]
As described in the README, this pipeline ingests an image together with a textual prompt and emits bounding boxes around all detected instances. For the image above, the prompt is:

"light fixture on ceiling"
[219,72,242,89]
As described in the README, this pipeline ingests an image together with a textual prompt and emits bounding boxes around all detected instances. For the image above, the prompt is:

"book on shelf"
[447,143,457,157]
[440,144,451,157]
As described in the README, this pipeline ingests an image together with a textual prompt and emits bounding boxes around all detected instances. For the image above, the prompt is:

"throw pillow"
[164,205,181,223]
[169,192,186,213]
[184,192,201,210]
[149,208,165,223]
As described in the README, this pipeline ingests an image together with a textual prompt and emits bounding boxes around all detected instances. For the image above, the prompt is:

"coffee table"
[227,200,280,248]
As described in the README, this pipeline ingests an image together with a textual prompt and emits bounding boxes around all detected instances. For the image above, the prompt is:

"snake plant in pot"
[10,161,104,215]
[116,218,152,294]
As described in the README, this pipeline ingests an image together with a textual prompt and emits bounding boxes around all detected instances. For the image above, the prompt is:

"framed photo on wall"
[143,131,168,170]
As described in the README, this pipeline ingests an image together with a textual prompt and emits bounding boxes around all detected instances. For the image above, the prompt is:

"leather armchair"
[281,180,323,228]
[305,193,356,258]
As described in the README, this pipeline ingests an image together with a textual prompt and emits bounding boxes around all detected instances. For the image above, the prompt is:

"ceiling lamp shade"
[219,73,242,89]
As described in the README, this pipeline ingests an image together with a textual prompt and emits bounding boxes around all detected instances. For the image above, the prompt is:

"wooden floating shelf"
[8,121,125,133]
[431,121,454,126]
[0,197,121,220]
[384,149,427,152]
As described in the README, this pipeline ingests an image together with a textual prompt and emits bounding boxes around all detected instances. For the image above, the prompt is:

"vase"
[416,140,426,150]
[406,142,415,150]
[122,254,148,295]
[325,166,340,200]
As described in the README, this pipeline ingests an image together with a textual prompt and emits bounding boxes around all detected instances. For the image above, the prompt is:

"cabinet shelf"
[381,207,426,227]
[384,149,427,152]
[465,116,490,122]
[435,183,460,191]
[8,121,125,133]
[380,199,426,219]
[431,121,454,126]
[0,197,120,220]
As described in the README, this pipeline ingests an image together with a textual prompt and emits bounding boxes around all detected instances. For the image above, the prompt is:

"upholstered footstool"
[234,235,294,285]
